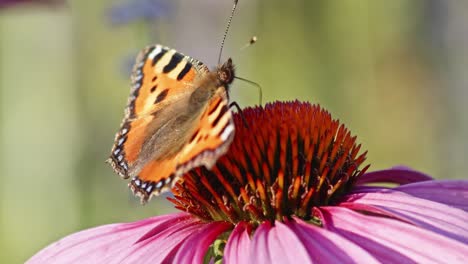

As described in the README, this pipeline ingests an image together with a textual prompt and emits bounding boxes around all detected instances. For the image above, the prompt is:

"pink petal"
[109,215,206,263]
[333,202,411,223]
[357,167,432,185]
[288,218,379,263]
[26,213,201,264]
[320,207,468,263]
[339,188,468,243]
[173,221,232,263]
[247,221,312,264]
[224,222,252,264]
[396,180,468,211]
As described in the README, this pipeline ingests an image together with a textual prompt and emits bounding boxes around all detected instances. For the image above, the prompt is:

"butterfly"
[107,45,236,204]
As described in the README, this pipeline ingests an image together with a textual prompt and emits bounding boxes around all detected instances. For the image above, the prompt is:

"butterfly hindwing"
[129,90,235,202]
[176,93,235,173]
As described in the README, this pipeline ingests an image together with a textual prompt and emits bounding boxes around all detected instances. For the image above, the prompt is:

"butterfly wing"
[176,93,234,172]
[109,45,236,204]
[108,45,208,178]
[129,88,235,203]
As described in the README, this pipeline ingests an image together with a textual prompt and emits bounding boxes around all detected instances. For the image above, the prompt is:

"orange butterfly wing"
[108,45,207,177]
[177,94,234,171]
[108,45,235,203]
[130,91,235,202]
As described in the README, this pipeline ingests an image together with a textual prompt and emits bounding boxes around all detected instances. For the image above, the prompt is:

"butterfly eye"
[218,59,235,85]
[219,70,232,85]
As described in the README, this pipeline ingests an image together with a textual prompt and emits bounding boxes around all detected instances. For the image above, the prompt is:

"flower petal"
[27,213,197,264]
[357,167,432,185]
[288,218,379,263]
[320,207,468,263]
[339,188,468,243]
[396,180,468,211]
[247,221,312,264]
[232,219,379,264]
[172,221,231,264]
[224,222,252,264]
[109,214,205,263]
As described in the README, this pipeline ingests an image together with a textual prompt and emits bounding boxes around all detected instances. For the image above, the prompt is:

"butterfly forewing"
[129,45,208,119]
[108,45,236,203]
[108,45,206,177]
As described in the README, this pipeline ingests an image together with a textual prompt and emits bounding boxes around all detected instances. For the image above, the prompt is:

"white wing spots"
[155,49,176,73]
[220,123,234,141]
[165,177,172,185]
[129,174,175,204]
[134,178,141,186]
[147,45,163,60]
[145,185,153,194]
[134,74,143,82]
[108,119,131,178]
[155,181,164,189]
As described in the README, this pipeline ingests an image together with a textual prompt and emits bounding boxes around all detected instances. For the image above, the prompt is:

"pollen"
[169,101,369,224]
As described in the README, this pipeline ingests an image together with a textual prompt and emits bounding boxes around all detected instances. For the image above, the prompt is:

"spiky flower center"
[169,101,369,225]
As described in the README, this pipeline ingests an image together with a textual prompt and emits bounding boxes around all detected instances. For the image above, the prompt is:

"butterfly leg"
[229,101,249,128]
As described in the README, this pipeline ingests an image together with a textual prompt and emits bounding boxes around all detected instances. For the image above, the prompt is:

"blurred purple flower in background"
[107,0,172,76]
[27,102,468,263]
[107,0,171,26]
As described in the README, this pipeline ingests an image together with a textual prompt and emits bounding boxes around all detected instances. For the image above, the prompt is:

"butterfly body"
[108,45,236,203]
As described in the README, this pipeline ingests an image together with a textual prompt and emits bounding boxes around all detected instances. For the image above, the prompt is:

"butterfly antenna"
[218,0,239,65]
[234,76,263,105]
[240,36,257,50]
[229,102,249,128]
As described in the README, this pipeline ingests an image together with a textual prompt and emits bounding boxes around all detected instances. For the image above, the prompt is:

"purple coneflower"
[28,101,468,263]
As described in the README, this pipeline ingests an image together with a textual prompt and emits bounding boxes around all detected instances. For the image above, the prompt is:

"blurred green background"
[1,0,467,262]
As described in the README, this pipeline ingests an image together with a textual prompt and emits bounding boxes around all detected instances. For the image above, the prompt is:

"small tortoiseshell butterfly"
[107,45,236,203]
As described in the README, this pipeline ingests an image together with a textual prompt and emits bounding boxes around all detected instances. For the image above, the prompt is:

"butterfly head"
[217,58,235,87]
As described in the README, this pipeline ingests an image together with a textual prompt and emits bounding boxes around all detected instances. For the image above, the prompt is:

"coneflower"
[28,101,468,263]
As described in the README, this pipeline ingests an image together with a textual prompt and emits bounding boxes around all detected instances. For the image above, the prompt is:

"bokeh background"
[1,0,467,262]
